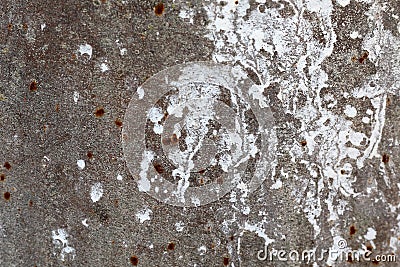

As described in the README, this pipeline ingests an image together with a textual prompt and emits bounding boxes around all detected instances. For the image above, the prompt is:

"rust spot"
[130,255,139,266]
[198,177,204,185]
[87,151,93,159]
[7,23,12,31]
[366,244,373,251]
[30,80,38,91]
[371,259,379,265]
[382,153,389,164]
[350,225,356,236]
[115,118,123,127]
[0,174,5,181]
[95,108,105,117]
[4,192,10,201]
[341,169,346,175]
[300,140,307,146]
[55,103,60,112]
[216,177,223,185]
[167,242,175,250]
[223,257,229,266]
[347,252,353,262]
[4,162,11,170]
[386,97,391,106]
[230,235,234,241]
[235,0,239,4]
[153,162,164,174]
[29,200,33,207]
[154,2,164,16]
[358,51,369,63]
[198,169,206,174]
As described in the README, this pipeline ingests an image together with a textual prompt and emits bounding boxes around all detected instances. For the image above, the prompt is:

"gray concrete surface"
[1,0,399,266]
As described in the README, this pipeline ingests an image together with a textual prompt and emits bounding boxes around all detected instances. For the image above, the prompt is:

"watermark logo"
[122,62,276,207]
[257,238,396,264]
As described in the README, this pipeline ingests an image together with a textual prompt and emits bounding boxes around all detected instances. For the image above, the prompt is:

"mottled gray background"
[1,0,399,266]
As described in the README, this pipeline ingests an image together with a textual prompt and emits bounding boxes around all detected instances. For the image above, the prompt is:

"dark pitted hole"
[167,242,175,250]
[4,162,11,170]
[130,255,139,266]
[4,192,10,201]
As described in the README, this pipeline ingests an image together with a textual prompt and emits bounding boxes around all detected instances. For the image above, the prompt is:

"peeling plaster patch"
[337,0,351,7]
[90,182,103,203]
[136,208,152,223]
[243,221,275,246]
[270,179,282,189]
[73,91,79,104]
[77,159,85,170]
[52,229,76,261]
[147,107,164,134]
[78,44,93,59]
[138,150,153,192]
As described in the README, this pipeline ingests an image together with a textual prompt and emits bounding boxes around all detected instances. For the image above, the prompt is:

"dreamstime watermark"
[257,239,396,264]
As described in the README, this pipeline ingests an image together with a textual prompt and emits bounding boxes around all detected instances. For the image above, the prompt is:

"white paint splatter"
[90,182,103,203]
[364,227,377,240]
[117,174,123,181]
[136,208,152,223]
[175,221,185,232]
[78,44,93,59]
[52,229,76,261]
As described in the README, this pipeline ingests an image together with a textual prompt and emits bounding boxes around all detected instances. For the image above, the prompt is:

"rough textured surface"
[0,0,399,266]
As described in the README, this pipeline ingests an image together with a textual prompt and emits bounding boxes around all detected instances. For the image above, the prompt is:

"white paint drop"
[344,105,357,118]
[82,219,89,227]
[175,221,185,232]
[73,91,79,104]
[136,208,152,223]
[41,23,46,31]
[364,227,377,240]
[90,182,103,203]
[78,44,93,59]
[117,174,123,181]
[77,159,85,170]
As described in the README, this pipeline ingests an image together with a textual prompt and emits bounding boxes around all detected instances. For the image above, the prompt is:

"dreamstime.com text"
[257,244,396,264]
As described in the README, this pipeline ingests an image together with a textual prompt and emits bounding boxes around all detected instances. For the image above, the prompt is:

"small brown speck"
[87,151,93,159]
[171,133,178,144]
[0,174,5,181]
[55,103,60,112]
[235,0,239,4]
[95,108,105,117]
[382,153,389,164]
[7,23,12,31]
[230,235,234,241]
[223,257,229,266]
[350,225,356,236]
[371,259,379,265]
[29,200,33,207]
[167,242,175,250]
[300,140,307,146]
[154,2,164,16]
[341,169,345,175]
[4,192,10,201]
[358,51,369,63]
[4,162,11,170]
[130,255,139,266]
[162,137,171,146]
[366,244,373,251]
[30,80,38,91]
[115,119,123,127]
